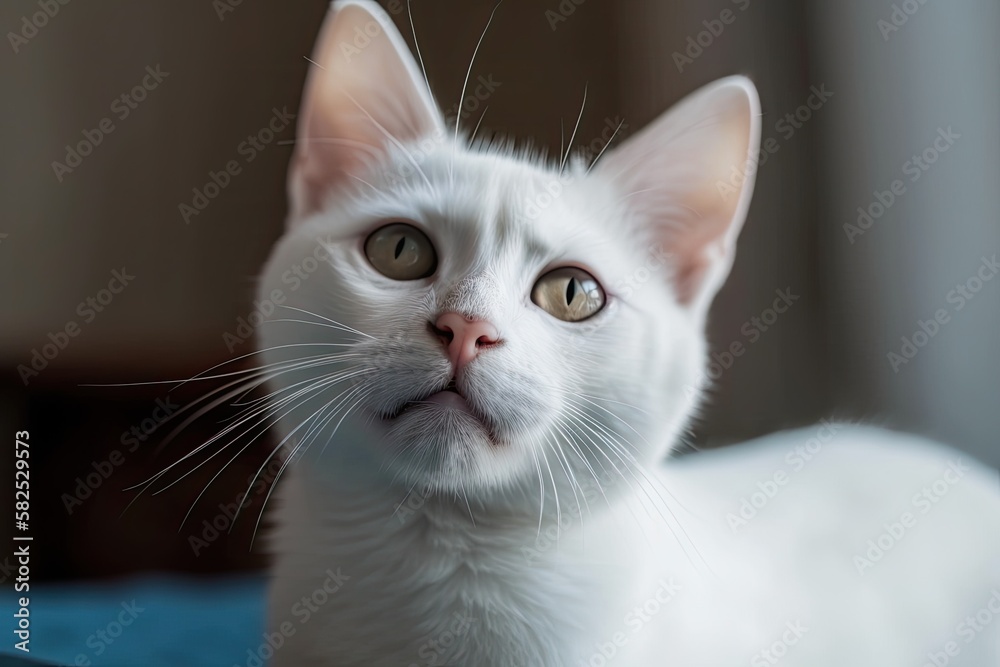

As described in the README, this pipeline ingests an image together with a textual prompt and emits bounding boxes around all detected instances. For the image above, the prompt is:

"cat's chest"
[369,515,606,664]
[270,475,614,666]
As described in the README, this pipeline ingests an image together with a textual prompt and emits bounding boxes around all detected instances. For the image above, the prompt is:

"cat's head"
[257,0,760,498]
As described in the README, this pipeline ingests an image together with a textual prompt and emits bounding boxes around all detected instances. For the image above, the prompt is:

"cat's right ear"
[287,0,444,224]
[592,77,761,317]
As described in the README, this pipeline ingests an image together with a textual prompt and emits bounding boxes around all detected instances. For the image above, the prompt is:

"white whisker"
[561,83,588,172]
[453,2,503,145]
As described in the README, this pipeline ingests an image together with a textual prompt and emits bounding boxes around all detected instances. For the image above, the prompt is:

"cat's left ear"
[287,0,445,223]
[593,77,761,315]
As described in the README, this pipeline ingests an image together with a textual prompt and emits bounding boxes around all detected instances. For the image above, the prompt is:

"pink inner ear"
[670,225,735,305]
[592,78,760,310]
[288,2,444,222]
[672,246,712,306]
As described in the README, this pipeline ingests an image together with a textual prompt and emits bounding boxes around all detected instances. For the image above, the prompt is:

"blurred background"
[0,0,997,618]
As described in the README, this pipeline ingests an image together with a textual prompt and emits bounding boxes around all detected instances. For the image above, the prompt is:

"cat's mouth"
[386,378,473,418]
[381,378,502,443]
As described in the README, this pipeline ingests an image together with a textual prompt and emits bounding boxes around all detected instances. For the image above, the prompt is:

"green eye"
[364,223,437,280]
[531,267,605,322]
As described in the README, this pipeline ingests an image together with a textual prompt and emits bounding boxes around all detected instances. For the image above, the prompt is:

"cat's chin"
[374,401,518,493]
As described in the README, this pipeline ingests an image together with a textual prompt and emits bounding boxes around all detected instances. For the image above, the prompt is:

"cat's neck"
[270,462,637,666]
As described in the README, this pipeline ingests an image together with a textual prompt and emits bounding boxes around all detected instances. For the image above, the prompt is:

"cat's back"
[627,426,1000,666]
[663,424,1000,558]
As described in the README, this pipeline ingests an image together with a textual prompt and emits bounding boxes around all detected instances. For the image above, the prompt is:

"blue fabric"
[1,575,267,667]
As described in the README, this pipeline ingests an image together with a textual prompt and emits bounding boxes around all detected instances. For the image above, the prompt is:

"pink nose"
[433,312,501,373]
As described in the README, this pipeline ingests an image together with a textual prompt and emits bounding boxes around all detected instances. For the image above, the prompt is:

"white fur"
[256,2,1000,665]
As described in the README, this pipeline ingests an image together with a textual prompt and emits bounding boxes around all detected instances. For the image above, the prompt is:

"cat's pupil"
[394,237,406,260]
[566,278,577,305]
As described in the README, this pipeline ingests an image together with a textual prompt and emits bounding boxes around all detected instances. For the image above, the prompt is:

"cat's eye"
[364,223,437,280]
[531,267,605,322]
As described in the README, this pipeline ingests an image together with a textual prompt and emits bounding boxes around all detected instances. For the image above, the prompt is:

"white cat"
[255,1,1000,665]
